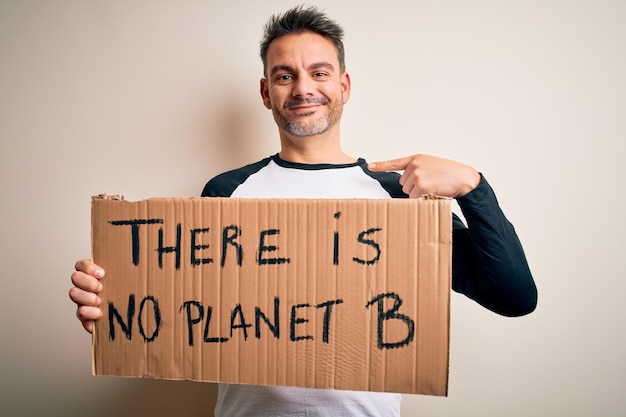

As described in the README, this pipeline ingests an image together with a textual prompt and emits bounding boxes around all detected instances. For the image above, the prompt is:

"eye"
[313,71,328,78]
[276,74,293,82]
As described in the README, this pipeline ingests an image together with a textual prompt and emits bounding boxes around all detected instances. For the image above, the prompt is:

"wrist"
[457,169,481,197]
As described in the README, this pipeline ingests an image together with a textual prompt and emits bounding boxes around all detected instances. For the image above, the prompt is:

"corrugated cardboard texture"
[91,196,451,396]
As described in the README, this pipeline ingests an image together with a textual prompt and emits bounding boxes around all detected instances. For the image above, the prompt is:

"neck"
[278,149,355,164]
[278,126,356,164]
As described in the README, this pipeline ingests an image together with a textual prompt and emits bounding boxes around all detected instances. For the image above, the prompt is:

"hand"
[368,154,481,198]
[69,259,105,333]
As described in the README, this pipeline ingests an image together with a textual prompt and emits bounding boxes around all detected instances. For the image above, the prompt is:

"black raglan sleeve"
[201,156,273,198]
[451,175,537,316]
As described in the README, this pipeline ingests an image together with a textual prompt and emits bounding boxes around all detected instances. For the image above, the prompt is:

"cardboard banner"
[91,195,452,396]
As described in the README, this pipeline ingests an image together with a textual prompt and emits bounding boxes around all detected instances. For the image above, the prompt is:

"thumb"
[368,155,413,172]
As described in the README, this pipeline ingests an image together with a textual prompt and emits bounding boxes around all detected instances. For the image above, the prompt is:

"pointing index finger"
[368,155,413,172]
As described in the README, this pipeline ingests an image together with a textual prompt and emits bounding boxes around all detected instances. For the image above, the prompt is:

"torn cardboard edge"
[91,195,452,396]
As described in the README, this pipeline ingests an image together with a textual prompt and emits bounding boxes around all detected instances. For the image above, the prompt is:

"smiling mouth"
[285,98,328,111]
[289,104,319,112]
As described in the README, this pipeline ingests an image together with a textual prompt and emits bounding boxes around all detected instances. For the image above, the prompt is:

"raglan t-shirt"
[202,154,405,199]
[201,154,537,417]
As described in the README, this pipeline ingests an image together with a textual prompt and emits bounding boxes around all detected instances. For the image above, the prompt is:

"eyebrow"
[269,62,336,77]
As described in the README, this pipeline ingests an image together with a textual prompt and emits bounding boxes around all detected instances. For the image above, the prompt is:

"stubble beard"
[274,97,343,137]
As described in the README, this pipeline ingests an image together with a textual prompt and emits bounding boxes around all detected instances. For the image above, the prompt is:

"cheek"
[267,90,286,109]
[323,84,348,104]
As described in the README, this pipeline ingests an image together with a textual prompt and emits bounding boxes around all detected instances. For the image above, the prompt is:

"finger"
[82,320,94,334]
[402,182,423,199]
[401,179,413,196]
[71,270,103,293]
[368,155,415,172]
[69,286,101,307]
[76,305,103,323]
[75,259,105,279]
[409,187,425,199]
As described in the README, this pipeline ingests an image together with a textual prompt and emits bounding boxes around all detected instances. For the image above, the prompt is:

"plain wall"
[1,0,624,416]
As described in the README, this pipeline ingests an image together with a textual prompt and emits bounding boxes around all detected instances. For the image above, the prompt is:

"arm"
[452,176,537,316]
[369,154,537,316]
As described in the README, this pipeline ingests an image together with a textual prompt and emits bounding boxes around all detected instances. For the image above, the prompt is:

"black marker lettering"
[316,299,343,343]
[366,292,415,349]
[137,295,161,342]
[108,294,135,341]
[257,229,290,265]
[204,305,228,343]
[290,303,313,341]
[333,211,341,265]
[255,297,280,339]
[221,225,242,267]
[157,223,181,269]
[180,300,203,346]
[230,304,252,340]
[353,228,382,265]
[190,228,213,266]
[109,219,163,266]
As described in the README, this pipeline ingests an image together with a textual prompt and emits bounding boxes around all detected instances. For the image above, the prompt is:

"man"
[70,6,537,416]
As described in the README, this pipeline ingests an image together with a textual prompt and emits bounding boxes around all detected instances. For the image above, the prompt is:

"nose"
[292,74,314,97]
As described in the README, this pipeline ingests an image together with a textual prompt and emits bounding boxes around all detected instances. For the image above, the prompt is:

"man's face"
[260,32,351,137]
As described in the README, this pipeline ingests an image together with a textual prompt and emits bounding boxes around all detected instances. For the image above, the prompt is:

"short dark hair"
[260,5,346,76]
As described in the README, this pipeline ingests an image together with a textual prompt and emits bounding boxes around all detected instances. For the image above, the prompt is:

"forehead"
[265,32,340,69]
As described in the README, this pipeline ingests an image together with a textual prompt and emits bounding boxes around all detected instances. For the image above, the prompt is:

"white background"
[1,1,624,416]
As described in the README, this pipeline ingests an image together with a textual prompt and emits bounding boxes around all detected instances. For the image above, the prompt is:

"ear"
[260,78,272,109]
[341,71,351,104]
